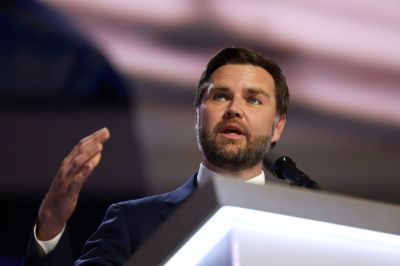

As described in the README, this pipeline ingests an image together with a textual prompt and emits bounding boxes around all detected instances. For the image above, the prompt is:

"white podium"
[125,177,400,266]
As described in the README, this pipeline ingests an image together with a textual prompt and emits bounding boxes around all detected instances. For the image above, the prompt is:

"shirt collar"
[197,163,265,187]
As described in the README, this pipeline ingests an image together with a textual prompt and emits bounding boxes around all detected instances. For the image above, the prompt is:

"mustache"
[213,119,250,138]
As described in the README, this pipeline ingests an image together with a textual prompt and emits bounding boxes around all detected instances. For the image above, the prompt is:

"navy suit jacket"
[24,174,197,266]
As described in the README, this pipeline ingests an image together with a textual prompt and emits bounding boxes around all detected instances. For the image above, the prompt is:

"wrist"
[36,216,65,241]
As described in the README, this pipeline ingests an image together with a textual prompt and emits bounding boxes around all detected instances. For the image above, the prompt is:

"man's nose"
[224,98,244,119]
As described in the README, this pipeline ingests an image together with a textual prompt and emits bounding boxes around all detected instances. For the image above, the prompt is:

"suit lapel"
[159,174,197,221]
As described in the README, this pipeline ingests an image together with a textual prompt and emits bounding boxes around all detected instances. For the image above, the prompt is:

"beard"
[196,119,273,172]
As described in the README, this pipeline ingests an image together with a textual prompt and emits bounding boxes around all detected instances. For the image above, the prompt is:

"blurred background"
[1,0,399,263]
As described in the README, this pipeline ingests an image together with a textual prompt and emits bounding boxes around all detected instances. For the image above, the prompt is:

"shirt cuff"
[33,223,66,256]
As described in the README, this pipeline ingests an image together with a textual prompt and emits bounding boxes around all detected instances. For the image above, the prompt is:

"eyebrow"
[246,88,271,99]
[207,86,271,99]
[208,86,229,93]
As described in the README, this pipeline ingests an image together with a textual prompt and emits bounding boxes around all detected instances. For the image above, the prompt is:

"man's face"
[196,64,285,172]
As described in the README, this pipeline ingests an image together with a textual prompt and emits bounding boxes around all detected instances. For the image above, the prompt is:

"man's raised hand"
[36,128,110,241]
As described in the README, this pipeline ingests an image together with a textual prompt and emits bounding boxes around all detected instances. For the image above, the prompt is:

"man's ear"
[271,115,286,143]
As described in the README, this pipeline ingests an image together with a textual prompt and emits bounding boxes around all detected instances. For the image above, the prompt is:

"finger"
[66,143,103,179]
[78,153,102,183]
[64,128,110,166]
[80,127,110,147]
[70,128,110,157]
[68,153,102,194]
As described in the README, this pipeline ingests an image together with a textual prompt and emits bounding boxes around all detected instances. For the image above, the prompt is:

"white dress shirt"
[34,223,65,255]
[197,163,265,187]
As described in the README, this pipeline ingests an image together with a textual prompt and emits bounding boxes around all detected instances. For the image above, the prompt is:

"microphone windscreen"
[263,151,282,175]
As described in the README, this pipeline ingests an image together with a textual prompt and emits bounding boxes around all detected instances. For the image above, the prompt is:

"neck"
[203,159,263,180]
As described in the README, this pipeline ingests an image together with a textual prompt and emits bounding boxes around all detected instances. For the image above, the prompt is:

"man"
[24,47,288,265]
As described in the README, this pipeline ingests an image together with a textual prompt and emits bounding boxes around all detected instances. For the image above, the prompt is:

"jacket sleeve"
[74,203,132,266]
[23,225,74,266]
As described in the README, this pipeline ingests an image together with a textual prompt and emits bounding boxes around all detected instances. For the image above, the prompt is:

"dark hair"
[195,47,289,117]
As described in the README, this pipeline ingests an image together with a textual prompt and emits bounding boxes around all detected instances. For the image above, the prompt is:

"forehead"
[209,64,275,91]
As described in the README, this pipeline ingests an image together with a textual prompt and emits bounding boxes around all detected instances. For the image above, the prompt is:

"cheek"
[199,107,218,129]
[251,115,275,136]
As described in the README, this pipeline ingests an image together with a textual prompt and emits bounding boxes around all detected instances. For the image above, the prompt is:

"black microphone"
[263,151,320,190]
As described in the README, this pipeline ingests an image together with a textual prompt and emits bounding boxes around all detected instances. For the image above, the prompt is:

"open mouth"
[220,124,244,137]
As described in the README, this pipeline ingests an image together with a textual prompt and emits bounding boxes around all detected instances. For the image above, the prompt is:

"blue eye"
[213,94,228,102]
[248,97,262,105]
